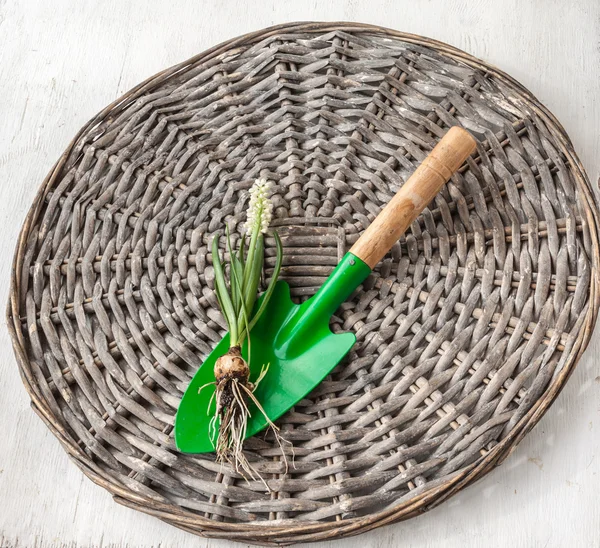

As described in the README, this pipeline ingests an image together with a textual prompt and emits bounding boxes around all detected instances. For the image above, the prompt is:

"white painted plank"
[0,0,598,547]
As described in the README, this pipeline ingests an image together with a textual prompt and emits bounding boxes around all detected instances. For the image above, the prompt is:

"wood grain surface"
[350,127,477,267]
[0,1,599,547]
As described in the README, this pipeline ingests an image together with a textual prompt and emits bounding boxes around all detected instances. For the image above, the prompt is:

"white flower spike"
[245,178,274,234]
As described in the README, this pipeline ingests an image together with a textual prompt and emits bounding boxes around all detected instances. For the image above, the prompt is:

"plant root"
[205,348,291,485]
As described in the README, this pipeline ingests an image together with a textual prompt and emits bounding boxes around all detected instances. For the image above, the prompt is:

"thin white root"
[198,381,216,394]
[253,362,270,388]
[198,381,219,448]
[239,383,294,475]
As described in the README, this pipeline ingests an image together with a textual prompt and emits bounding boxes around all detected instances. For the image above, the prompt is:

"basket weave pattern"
[8,22,599,544]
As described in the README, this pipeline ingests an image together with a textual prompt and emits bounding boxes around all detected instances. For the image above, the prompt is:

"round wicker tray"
[8,22,600,545]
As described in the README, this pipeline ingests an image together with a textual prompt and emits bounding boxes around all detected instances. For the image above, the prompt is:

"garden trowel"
[175,126,476,453]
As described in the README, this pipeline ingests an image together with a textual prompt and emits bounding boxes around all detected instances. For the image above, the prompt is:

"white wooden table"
[1,1,599,546]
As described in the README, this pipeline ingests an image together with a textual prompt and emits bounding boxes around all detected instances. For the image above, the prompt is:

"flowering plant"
[207,179,283,474]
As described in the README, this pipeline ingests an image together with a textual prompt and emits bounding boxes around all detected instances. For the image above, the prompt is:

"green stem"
[242,203,263,295]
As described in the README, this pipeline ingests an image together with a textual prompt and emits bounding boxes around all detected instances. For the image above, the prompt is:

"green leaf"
[230,254,244,315]
[237,281,252,364]
[226,225,244,317]
[242,205,262,294]
[246,230,283,333]
[244,233,263,317]
[211,233,238,343]
[236,232,263,339]
[237,233,246,269]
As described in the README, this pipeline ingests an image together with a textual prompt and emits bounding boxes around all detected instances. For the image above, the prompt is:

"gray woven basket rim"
[7,21,600,545]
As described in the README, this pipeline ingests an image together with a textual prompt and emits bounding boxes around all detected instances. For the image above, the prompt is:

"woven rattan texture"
[8,22,600,545]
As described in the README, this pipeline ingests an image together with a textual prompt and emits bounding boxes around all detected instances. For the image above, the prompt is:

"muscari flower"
[245,178,273,234]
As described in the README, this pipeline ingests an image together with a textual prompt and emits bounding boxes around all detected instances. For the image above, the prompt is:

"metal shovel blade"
[175,254,368,453]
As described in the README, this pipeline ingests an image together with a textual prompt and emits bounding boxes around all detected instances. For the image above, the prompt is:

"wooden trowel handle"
[349,126,477,269]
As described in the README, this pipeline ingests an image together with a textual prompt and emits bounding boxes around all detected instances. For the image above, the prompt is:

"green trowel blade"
[175,253,371,454]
